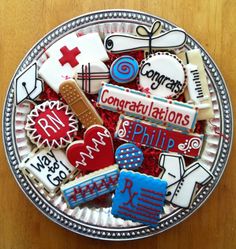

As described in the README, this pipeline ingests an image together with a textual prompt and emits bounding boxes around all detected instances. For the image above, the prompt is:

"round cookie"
[74,60,109,94]
[25,100,78,149]
[110,56,139,83]
[115,143,144,170]
[139,52,187,98]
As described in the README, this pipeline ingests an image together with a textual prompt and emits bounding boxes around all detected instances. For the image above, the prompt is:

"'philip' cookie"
[111,170,167,227]
[59,80,103,128]
[25,100,78,149]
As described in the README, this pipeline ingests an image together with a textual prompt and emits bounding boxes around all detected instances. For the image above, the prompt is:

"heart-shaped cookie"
[66,125,115,172]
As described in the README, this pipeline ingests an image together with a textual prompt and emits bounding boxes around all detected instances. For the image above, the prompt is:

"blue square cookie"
[111,170,167,227]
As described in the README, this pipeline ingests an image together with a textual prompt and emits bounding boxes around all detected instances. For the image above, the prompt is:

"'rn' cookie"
[25,100,78,149]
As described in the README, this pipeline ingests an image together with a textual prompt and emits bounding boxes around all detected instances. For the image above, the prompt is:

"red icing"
[59,46,80,67]
[33,104,72,144]
[69,175,118,201]
[67,126,115,172]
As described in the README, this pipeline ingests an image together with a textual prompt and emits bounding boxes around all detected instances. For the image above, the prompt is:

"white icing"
[104,28,186,53]
[139,53,186,98]
[46,32,109,62]
[74,60,109,94]
[159,153,213,208]
[15,62,43,104]
[39,33,109,93]
[97,84,197,130]
[19,149,76,193]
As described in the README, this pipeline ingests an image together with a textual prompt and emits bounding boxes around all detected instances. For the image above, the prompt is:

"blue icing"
[110,56,139,83]
[115,143,144,170]
[111,170,167,228]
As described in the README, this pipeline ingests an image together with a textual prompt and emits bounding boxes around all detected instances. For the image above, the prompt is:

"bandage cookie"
[139,52,187,98]
[61,165,119,208]
[66,125,115,172]
[111,170,167,228]
[110,56,139,83]
[115,143,144,170]
[25,100,78,149]
[74,60,109,94]
[19,148,78,195]
[159,153,213,208]
[59,80,103,128]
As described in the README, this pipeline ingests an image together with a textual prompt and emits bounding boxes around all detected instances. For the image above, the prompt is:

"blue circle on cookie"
[110,56,139,83]
[115,143,144,170]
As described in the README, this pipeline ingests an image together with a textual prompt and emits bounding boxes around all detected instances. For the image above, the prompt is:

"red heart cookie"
[66,125,115,171]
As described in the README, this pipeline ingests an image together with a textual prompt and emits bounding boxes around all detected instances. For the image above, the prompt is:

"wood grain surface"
[0,0,235,249]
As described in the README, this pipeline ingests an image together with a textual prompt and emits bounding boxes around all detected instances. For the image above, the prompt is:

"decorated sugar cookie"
[178,49,214,120]
[59,80,103,128]
[139,52,187,98]
[39,32,109,93]
[25,101,78,149]
[159,153,213,208]
[115,143,144,170]
[104,21,186,53]
[61,165,119,208]
[66,125,115,172]
[74,60,109,94]
[115,115,204,158]
[15,62,44,105]
[110,56,139,83]
[97,83,198,131]
[19,148,78,194]
[111,170,167,228]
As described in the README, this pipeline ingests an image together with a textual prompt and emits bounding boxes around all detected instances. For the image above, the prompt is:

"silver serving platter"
[3,10,233,240]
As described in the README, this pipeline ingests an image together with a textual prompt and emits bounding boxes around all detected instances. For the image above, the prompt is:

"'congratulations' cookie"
[139,52,187,98]
[25,101,78,149]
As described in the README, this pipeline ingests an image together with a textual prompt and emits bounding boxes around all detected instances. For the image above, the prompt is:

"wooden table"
[0,1,235,248]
